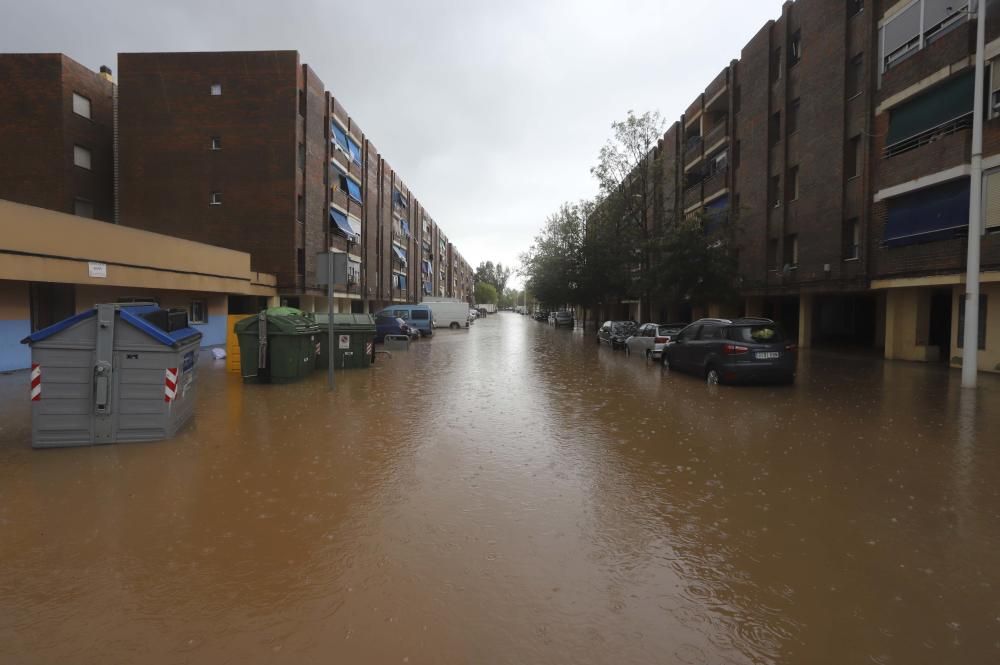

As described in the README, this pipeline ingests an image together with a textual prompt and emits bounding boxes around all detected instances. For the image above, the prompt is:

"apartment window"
[298,142,306,170]
[769,174,781,208]
[210,83,222,96]
[849,0,864,16]
[845,136,860,179]
[297,248,305,275]
[189,300,207,324]
[958,295,988,350]
[770,111,781,146]
[846,54,864,98]
[880,1,969,73]
[787,166,800,201]
[788,100,800,134]
[885,70,973,156]
[210,191,222,206]
[771,47,782,83]
[297,195,304,222]
[789,31,802,67]
[767,238,779,270]
[843,218,860,259]
[72,92,91,119]
[784,234,799,268]
[984,169,1000,230]
[73,145,91,170]
[73,198,94,219]
[210,136,221,150]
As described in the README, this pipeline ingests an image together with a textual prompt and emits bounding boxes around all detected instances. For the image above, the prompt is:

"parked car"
[547,311,557,324]
[650,323,689,359]
[377,304,435,337]
[375,315,412,342]
[533,310,549,322]
[553,311,574,327]
[662,317,796,385]
[597,321,638,350]
[625,323,671,358]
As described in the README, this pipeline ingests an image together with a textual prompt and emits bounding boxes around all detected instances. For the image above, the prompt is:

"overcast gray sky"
[3,0,784,287]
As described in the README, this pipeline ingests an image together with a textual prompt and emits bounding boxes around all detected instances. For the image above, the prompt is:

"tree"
[650,210,741,310]
[520,201,588,309]
[475,261,512,297]
[474,282,498,305]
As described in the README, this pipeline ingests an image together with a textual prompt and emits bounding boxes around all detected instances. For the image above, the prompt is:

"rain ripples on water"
[1,313,999,664]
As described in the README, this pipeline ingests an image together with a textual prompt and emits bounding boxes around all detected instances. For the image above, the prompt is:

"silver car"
[625,323,688,360]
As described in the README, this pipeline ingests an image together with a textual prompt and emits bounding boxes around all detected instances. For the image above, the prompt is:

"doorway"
[928,290,952,361]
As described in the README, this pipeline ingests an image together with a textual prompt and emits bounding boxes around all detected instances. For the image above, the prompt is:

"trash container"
[234,308,320,384]
[314,313,376,369]
[20,303,203,448]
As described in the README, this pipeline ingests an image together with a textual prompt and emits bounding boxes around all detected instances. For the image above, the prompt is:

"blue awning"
[421,259,432,274]
[393,190,408,208]
[330,208,355,240]
[348,137,362,165]
[346,178,362,203]
[400,220,410,236]
[392,245,407,264]
[885,178,969,247]
[423,281,432,294]
[397,274,407,290]
[331,122,349,152]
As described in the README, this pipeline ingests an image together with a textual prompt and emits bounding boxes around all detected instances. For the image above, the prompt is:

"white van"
[423,298,471,329]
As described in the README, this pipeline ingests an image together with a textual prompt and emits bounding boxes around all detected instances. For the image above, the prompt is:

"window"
[849,0,864,17]
[297,195,304,222]
[73,198,93,218]
[789,31,802,67]
[73,145,91,170]
[699,325,723,340]
[880,0,969,73]
[958,295,988,350]
[884,177,969,246]
[331,121,350,154]
[210,191,222,206]
[189,300,207,324]
[843,218,860,259]
[347,137,362,166]
[210,83,222,96]
[788,99,800,134]
[210,136,221,150]
[784,234,799,268]
[72,92,91,119]
[771,47,782,83]
[770,111,781,146]
[885,70,973,156]
[984,169,1000,230]
[297,248,305,275]
[848,54,864,97]
[769,174,781,208]
[298,143,306,170]
[787,166,800,201]
[845,136,860,179]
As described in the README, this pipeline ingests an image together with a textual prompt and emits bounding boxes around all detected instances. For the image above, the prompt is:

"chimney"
[99,65,113,82]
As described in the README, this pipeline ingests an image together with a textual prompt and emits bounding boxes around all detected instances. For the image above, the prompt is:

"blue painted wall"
[193,313,227,347]
[0,319,31,372]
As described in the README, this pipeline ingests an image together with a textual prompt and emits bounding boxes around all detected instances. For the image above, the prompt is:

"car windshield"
[658,326,683,336]
[729,324,785,344]
[613,322,636,334]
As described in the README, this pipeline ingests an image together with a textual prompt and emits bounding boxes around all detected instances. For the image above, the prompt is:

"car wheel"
[706,367,721,385]
[450,322,459,330]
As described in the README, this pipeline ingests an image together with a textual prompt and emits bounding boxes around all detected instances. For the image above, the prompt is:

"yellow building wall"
[949,283,1000,373]
[883,288,941,363]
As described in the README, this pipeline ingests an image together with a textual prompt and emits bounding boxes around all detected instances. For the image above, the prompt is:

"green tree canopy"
[474,282,498,305]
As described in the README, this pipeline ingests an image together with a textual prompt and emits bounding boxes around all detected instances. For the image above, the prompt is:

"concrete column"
[883,290,898,360]
[798,294,813,349]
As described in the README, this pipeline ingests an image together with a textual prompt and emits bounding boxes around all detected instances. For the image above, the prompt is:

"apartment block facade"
[114,50,469,315]
[635,0,999,372]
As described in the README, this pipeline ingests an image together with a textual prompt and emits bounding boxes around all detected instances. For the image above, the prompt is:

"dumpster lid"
[21,304,203,347]
[235,308,320,335]
[329,313,376,331]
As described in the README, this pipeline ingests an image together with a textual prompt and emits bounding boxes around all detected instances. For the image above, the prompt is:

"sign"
[315,252,349,285]
[88,262,107,278]
[338,334,351,349]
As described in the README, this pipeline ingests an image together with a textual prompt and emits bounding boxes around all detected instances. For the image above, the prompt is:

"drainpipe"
[962,0,986,389]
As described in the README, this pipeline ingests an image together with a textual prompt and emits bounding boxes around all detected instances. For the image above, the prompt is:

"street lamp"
[962,0,986,388]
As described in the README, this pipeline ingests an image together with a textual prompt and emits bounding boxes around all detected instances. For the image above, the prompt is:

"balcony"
[684,137,703,168]
[683,181,703,209]
[703,166,728,199]
[705,68,728,104]
[703,122,728,151]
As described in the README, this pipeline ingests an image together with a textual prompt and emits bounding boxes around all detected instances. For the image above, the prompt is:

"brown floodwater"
[1,313,999,664]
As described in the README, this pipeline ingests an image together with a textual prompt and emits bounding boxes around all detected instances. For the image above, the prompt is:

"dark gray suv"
[662,318,796,385]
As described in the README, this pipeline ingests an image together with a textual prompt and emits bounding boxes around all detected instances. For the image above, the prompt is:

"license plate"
[755,352,780,359]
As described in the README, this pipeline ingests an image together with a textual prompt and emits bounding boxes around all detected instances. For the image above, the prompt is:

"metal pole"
[962,0,986,389]
[328,249,336,391]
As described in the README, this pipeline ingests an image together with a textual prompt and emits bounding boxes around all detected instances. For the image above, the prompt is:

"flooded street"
[2,313,1000,664]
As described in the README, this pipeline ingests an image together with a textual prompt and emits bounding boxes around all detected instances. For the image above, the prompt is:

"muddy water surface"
[2,313,1000,664]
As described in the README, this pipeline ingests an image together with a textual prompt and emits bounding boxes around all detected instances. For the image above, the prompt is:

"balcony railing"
[705,69,728,102]
[703,166,728,198]
[683,181,703,208]
[883,114,971,158]
[684,137,703,167]
[703,122,728,149]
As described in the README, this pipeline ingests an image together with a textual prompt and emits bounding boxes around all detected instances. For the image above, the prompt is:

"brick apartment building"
[598,0,999,372]
[116,50,471,315]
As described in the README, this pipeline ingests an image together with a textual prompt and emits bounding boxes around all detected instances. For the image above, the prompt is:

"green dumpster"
[315,313,376,369]
[234,308,321,383]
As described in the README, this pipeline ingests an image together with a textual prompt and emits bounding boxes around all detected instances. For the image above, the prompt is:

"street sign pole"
[327,249,335,391]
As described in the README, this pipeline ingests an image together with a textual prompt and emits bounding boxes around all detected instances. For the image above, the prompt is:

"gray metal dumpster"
[20,303,203,448]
